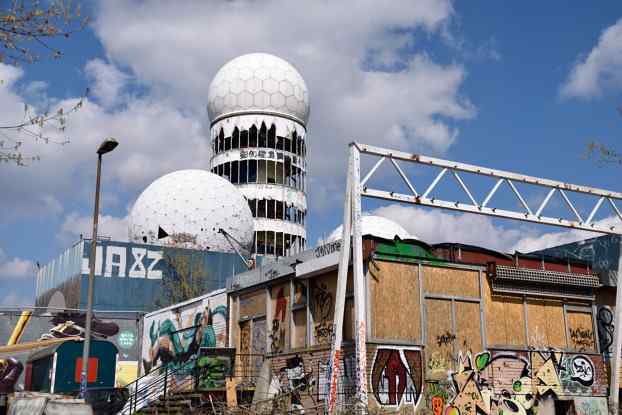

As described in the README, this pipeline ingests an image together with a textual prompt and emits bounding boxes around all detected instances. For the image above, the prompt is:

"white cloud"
[561,18,622,99]
[369,204,616,255]
[0,247,34,279]
[92,0,474,212]
[59,212,129,244]
[85,58,131,108]
[371,204,522,252]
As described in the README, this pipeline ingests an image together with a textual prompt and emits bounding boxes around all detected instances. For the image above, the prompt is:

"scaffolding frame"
[327,142,622,415]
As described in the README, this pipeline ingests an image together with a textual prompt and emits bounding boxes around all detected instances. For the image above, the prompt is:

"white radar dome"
[207,53,310,124]
[327,215,418,243]
[128,170,255,252]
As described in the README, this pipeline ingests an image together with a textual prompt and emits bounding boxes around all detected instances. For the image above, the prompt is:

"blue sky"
[1,1,622,306]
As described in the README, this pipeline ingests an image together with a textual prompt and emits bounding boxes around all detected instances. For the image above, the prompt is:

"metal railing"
[120,353,266,414]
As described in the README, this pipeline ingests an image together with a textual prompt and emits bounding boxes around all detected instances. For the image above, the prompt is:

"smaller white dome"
[128,170,254,252]
[326,215,417,242]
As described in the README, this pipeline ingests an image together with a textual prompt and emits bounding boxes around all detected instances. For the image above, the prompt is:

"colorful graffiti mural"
[196,348,235,390]
[370,346,423,409]
[141,290,227,377]
[423,350,607,415]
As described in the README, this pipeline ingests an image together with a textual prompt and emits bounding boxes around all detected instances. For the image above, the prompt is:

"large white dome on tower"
[326,215,418,242]
[207,53,310,125]
[128,170,254,252]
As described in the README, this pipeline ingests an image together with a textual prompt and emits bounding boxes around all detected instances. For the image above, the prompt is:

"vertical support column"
[609,239,622,414]
[327,149,354,415]
[351,144,368,411]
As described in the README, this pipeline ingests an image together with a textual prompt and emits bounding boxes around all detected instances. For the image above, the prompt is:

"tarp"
[0,337,80,357]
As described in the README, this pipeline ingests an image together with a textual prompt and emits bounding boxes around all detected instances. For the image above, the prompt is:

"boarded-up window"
[239,291,266,319]
[311,273,337,346]
[292,309,307,348]
[483,276,526,347]
[238,320,252,377]
[526,299,566,349]
[425,298,453,379]
[567,309,596,352]
[369,261,421,342]
[270,284,290,353]
[423,266,480,298]
[455,301,483,355]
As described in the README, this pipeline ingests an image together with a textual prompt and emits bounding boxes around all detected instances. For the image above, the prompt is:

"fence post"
[163,366,168,402]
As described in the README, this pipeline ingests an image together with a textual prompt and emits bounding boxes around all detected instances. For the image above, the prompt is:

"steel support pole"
[609,239,622,414]
[80,153,102,397]
[327,150,354,415]
[351,145,368,411]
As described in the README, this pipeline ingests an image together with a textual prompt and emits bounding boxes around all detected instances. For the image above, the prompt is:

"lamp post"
[79,137,118,398]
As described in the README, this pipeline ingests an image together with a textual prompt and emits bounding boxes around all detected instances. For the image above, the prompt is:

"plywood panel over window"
[311,272,338,346]
[425,298,453,378]
[455,301,483,355]
[567,309,596,352]
[369,261,421,342]
[423,266,480,298]
[270,283,290,353]
[483,276,526,347]
[239,291,266,319]
[527,299,566,349]
[292,309,307,349]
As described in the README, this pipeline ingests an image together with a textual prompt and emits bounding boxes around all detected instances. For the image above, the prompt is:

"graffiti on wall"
[424,350,607,415]
[270,287,287,353]
[370,346,423,409]
[596,305,614,353]
[142,291,227,376]
[312,281,333,344]
[196,348,235,390]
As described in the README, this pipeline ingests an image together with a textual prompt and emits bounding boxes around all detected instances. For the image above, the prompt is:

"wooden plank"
[455,301,482,355]
[422,265,480,298]
[226,377,238,408]
[369,260,421,342]
[527,299,566,348]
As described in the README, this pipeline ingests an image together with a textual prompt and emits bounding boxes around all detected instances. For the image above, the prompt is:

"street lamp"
[79,137,118,397]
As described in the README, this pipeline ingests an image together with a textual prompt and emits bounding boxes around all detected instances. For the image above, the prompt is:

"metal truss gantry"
[327,142,622,415]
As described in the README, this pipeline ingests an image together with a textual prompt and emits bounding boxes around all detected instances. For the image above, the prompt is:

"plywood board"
[455,301,482,355]
[239,291,266,319]
[567,310,596,351]
[482,276,526,347]
[369,260,421,342]
[422,265,479,298]
[425,298,453,378]
[311,273,337,346]
[292,309,307,348]
[527,299,566,349]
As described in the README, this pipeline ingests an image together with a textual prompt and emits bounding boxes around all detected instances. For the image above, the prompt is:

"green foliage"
[156,250,213,308]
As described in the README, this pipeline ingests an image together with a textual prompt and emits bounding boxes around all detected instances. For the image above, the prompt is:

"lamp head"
[97,137,118,155]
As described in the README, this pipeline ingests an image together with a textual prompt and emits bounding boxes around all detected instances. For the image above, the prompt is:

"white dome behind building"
[207,53,309,125]
[327,215,418,243]
[128,169,255,253]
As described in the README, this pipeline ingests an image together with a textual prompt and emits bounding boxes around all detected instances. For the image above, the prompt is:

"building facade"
[207,53,309,256]
[225,237,609,415]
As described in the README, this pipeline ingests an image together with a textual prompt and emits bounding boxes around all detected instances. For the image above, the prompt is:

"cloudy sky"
[1,1,622,306]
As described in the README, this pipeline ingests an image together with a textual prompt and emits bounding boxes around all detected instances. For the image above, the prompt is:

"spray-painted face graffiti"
[270,287,287,353]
